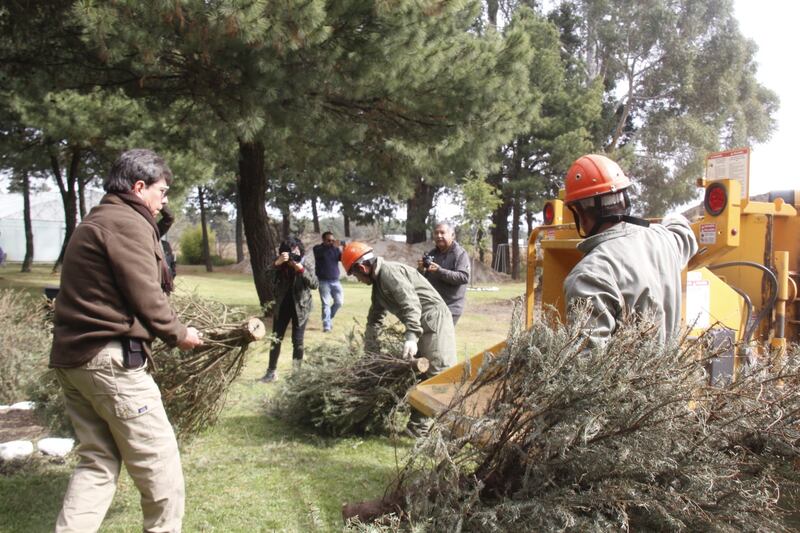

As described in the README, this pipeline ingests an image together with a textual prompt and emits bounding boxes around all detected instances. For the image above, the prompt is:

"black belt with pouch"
[121,337,147,369]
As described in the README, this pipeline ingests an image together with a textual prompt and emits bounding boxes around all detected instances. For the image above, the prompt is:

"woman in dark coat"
[260,237,318,383]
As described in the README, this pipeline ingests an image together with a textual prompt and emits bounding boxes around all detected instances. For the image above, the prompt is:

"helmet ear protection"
[351,251,375,274]
[565,155,649,237]
[342,242,374,274]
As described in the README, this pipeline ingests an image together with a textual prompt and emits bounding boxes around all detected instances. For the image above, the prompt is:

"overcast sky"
[734,0,799,194]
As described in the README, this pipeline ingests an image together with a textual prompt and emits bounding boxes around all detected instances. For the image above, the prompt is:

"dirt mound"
[226,235,510,285]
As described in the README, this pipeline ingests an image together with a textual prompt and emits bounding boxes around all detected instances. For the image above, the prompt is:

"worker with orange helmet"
[563,154,698,346]
[342,241,456,436]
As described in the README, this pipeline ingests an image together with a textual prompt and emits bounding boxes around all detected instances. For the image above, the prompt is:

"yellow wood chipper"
[410,149,800,419]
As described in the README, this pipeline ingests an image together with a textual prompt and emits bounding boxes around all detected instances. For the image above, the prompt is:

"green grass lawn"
[0,262,524,532]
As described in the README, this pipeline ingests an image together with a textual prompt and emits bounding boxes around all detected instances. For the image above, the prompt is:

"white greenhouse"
[0,190,103,263]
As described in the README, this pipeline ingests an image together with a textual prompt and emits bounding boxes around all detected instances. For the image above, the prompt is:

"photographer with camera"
[260,236,318,383]
[418,222,470,325]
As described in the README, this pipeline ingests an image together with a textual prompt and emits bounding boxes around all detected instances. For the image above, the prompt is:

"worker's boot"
[292,359,302,374]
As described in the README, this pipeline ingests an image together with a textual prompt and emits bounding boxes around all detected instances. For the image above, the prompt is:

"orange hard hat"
[564,154,631,204]
[341,241,374,273]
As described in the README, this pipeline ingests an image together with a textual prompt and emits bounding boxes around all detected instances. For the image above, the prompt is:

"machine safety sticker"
[685,272,711,330]
[699,223,717,245]
[544,229,556,240]
[705,147,750,199]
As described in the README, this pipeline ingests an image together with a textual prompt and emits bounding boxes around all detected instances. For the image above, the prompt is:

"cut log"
[411,356,430,374]
[203,317,267,343]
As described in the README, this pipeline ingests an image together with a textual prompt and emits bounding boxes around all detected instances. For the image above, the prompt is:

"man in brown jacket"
[50,149,203,533]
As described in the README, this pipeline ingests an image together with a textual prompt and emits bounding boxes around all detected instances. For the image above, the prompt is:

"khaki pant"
[54,340,184,533]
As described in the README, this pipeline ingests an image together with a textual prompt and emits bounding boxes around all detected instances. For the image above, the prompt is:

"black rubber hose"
[707,261,778,342]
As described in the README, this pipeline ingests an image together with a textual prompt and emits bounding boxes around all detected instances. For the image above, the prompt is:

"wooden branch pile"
[346,308,800,531]
[154,294,266,438]
[270,327,429,436]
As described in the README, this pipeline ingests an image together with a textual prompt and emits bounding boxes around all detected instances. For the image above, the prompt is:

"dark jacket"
[424,241,470,317]
[313,243,342,281]
[50,194,187,368]
[270,255,319,325]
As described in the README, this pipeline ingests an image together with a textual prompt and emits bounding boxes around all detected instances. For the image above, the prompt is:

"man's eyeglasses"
[154,186,170,199]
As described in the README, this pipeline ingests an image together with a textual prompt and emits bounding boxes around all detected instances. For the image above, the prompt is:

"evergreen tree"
[552,0,777,215]
[65,0,540,305]
[483,5,602,276]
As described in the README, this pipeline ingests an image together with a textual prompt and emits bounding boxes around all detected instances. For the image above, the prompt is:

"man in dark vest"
[418,222,470,324]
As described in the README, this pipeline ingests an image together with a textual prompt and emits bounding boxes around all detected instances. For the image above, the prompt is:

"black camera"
[290,253,303,263]
[422,253,435,268]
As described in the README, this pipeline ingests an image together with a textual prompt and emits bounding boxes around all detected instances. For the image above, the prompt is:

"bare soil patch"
[0,409,47,442]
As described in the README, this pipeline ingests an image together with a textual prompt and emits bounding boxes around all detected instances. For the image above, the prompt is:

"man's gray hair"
[434,221,455,232]
[103,149,173,193]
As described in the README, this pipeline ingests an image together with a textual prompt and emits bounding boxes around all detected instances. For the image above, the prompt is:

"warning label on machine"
[699,223,717,245]
[705,147,750,199]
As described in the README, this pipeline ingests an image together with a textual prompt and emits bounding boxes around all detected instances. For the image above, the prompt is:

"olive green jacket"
[269,255,319,325]
[366,258,456,371]
[367,258,450,339]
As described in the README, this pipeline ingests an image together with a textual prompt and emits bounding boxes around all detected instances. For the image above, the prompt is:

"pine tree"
[553,0,777,215]
[62,0,541,305]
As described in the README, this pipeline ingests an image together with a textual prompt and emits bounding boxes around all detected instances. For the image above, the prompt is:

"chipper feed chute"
[407,340,506,418]
[408,158,799,421]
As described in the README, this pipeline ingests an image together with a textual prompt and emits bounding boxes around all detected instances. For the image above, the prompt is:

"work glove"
[402,332,418,359]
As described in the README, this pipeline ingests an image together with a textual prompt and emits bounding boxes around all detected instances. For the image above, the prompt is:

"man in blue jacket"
[313,231,344,332]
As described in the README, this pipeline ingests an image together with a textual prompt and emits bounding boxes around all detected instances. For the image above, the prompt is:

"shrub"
[0,290,51,404]
[178,225,216,264]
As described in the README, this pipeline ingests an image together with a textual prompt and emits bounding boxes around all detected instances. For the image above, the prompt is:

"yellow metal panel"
[741,198,797,216]
[686,268,745,340]
[408,341,506,417]
[689,179,742,270]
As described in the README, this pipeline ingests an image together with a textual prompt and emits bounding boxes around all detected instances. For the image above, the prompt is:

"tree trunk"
[477,228,485,264]
[198,186,213,272]
[238,140,276,308]
[51,148,81,273]
[525,199,534,235]
[343,212,351,237]
[281,207,290,239]
[78,176,88,219]
[235,176,244,263]
[21,172,33,272]
[487,0,499,27]
[511,191,521,281]
[311,197,320,234]
[486,170,509,272]
[490,199,511,273]
[405,178,437,244]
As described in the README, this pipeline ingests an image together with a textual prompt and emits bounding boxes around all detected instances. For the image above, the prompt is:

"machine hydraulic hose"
[708,261,778,343]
